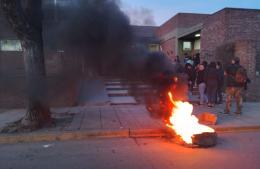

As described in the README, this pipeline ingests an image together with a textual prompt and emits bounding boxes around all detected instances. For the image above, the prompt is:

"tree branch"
[0,0,42,41]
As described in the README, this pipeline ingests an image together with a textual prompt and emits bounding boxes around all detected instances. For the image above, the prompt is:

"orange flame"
[167,92,215,144]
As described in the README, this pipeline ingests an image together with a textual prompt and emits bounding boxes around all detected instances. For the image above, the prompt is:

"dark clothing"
[196,70,205,85]
[204,67,219,87]
[216,87,223,103]
[185,67,196,92]
[217,68,224,88]
[185,67,196,82]
[244,78,251,90]
[205,67,219,104]
[216,68,224,103]
[207,85,218,104]
[225,64,245,87]
[194,55,200,67]
[175,63,185,74]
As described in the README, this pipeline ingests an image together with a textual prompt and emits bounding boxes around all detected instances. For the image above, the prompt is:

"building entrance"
[178,31,201,62]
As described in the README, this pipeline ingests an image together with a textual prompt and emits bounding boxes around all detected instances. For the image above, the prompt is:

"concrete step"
[106,85,152,91]
[107,90,129,95]
[105,81,122,85]
[106,85,130,90]
[109,96,138,105]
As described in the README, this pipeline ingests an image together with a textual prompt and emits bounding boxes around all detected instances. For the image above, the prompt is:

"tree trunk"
[0,0,52,129]
[21,38,52,128]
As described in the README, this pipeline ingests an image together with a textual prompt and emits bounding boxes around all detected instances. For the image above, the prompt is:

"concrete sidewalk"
[0,103,260,144]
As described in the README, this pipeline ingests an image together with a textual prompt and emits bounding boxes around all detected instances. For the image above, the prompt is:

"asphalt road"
[1,132,260,169]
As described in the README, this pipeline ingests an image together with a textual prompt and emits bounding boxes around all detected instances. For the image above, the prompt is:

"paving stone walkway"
[1,102,260,134]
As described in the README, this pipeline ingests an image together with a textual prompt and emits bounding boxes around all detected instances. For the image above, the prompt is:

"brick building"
[132,25,160,52]
[157,8,260,79]
[156,8,260,100]
[156,13,209,60]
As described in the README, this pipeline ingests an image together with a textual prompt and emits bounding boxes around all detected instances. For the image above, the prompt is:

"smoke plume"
[120,4,156,26]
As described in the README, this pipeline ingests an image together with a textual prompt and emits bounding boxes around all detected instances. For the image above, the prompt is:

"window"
[148,44,160,52]
[0,40,22,52]
[183,41,191,51]
[194,39,200,50]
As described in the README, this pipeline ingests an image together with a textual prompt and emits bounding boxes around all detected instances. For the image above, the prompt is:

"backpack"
[235,66,247,84]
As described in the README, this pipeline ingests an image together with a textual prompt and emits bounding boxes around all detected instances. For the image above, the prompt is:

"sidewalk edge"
[1,125,260,144]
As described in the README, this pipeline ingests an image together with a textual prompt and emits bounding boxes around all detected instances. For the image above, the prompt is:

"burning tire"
[192,132,218,147]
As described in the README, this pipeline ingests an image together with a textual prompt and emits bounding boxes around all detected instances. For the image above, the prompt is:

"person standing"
[183,53,190,65]
[194,53,201,67]
[202,61,208,70]
[225,57,247,114]
[185,63,196,97]
[205,62,219,107]
[175,55,181,63]
[196,64,208,105]
[216,62,224,104]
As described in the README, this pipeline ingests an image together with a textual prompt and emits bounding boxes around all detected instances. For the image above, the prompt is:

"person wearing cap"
[224,57,247,115]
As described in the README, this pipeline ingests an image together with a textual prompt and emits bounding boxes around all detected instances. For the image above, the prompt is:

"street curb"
[214,125,260,133]
[130,129,167,137]
[1,126,260,144]
[0,130,129,144]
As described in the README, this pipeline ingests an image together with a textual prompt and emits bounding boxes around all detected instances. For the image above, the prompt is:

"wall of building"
[256,41,260,74]
[227,9,260,41]
[243,40,260,101]
[201,8,260,60]
[228,9,260,80]
[0,51,24,77]
[0,20,66,77]
[234,40,256,79]
[176,13,209,29]
[0,15,26,77]
[157,13,209,59]
[157,13,209,37]
[160,38,176,60]
[200,9,228,61]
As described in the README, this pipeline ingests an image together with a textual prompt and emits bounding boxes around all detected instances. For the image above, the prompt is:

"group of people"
[183,53,248,115]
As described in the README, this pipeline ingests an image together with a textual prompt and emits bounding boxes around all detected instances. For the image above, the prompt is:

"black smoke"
[45,0,188,112]
[49,0,132,76]
[45,0,177,79]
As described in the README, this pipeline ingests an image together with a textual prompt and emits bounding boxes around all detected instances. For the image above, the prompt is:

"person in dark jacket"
[225,57,247,114]
[205,62,219,107]
[197,64,208,105]
[185,63,196,96]
[194,53,201,67]
[202,61,208,70]
[216,62,224,104]
[175,55,181,63]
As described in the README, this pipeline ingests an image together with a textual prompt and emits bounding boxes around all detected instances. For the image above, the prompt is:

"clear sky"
[120,0,260,26]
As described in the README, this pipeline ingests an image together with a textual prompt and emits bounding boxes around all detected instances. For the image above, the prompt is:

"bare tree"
[0,0,52,131]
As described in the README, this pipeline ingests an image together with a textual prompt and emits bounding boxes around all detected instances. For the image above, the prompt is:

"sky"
[119,0,260,26]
